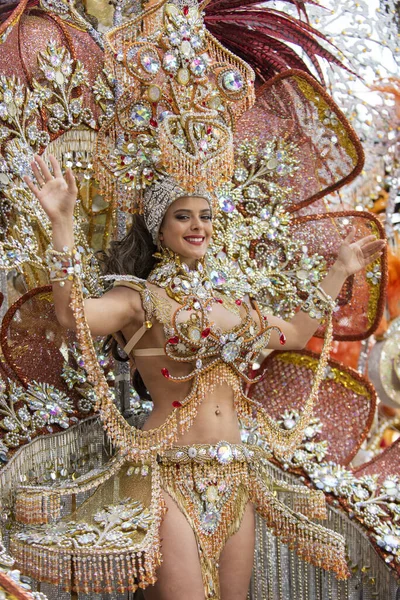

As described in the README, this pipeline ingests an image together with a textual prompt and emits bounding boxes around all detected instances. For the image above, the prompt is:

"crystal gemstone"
[221,342,240,363]
[131,104,151,127]
[140,51,160,74]
[222,70,244,92]
[216,443,233,464]
[190,57,207,76]
[163,52,179,72]
[202,509,219,531]
[219,195,235,213]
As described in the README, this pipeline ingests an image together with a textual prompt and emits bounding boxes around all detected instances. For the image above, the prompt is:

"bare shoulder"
[104,283,144,315]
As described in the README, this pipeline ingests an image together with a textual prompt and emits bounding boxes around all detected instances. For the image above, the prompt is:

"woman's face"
[159,196,212,263]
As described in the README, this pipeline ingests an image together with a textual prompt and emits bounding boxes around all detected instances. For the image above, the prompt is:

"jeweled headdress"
[94,0,256,214]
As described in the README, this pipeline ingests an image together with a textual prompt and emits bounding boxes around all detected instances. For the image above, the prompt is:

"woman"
[24,153,384,600]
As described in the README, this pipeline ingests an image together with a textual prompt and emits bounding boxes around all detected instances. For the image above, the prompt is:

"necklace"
[148,248,214,304]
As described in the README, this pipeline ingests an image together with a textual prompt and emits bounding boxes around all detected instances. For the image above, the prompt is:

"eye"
[202,215,212,221]
[175,214,189,220]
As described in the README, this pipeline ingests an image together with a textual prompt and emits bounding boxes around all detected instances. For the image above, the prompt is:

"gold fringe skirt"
[10,442,349,598]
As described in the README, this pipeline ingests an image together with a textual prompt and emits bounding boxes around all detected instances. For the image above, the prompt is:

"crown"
[94,0,255,214]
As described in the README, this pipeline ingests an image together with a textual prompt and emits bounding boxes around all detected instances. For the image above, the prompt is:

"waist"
[157,441,263,465]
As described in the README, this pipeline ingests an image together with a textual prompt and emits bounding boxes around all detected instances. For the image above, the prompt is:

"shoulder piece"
[102,274,146,291]
[113,279,146,293]
[147,289,172,325]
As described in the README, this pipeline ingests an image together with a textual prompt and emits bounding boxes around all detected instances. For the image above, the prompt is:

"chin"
[178,242,208,260]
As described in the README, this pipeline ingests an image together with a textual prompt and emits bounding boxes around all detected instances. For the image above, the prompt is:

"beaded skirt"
[10,441,349,597]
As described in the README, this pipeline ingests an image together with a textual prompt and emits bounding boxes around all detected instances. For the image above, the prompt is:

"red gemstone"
[168,336,179,345]
[161,368,170,378]
[201,327,211,338]
[172,400,182,408]
[216,298,223,304]
[235,299,242,306]
[206,126,212,135]
[150,118,158,128]
[183,5,189,15]
[279,332,286,346]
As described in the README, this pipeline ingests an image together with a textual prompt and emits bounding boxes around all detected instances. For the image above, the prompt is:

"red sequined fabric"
[250,350,376,465]
[0,0,103,142]
[353,438,400,481]
[0,286,75,390]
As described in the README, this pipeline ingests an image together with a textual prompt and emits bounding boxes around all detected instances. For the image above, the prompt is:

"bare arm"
[263,229,385,350]
[25,155,143,336]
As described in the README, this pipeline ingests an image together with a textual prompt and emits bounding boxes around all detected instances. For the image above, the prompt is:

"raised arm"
[263,229,386,350]
[24,155,142,337]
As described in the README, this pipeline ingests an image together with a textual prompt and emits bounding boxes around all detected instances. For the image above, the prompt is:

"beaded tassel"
[258,310,334,461]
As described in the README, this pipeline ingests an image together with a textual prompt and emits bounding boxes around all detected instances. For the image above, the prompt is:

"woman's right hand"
[24,154,78,224]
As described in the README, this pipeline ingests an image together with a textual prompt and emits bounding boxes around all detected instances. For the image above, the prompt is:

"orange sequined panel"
[250,349,376,466]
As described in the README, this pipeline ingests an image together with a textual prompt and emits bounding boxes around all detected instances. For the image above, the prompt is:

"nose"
[190,217,203,230]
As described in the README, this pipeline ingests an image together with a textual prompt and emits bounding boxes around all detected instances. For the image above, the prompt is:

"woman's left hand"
[335,227,386,277]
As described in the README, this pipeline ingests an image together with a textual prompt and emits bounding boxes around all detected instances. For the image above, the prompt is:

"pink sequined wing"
[290,211,387,340]
[235,70,364,211]
[250,349,376,466]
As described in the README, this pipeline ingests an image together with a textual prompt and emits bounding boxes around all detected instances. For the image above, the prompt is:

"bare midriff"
[120,286,247,446]
[136,355,243,446]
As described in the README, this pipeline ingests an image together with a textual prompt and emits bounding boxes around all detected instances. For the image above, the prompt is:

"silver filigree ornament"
[241,405,400,565]
[0,379,76,448]
[0,40,104,297]
[60,340,115,414]
[34,41,94,132]
[14,498,153,550]
[208,138,328,319]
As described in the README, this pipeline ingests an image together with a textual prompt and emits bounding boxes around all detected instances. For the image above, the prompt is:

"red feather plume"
[203,0,348,84]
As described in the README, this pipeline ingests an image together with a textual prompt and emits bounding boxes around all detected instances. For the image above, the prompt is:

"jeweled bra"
[71,255,333,462]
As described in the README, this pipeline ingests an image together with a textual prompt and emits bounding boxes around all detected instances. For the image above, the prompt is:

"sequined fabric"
[250,350,376,466]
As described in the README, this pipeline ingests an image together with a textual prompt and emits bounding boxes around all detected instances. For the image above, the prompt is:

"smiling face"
[159,196,213,265]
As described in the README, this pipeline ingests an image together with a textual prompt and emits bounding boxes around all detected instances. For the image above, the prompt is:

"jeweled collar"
[148,248,213,304]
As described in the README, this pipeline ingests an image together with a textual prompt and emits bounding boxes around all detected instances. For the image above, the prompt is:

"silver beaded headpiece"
[143,177,213,244]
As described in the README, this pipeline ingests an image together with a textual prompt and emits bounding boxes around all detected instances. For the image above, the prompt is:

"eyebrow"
[173,208,211,214]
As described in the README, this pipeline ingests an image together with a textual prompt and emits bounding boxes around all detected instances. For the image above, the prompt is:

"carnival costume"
[0,0,391,598]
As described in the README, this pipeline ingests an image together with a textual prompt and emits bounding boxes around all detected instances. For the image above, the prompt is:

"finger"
[358,234,377,246]
[364,251,383,265]
[65,168,78,194]
[31,161,45,185]
[34,154,53,182]
[23,175,41,198]
[343,226,356,244]
[49,154,62,178]
[362,240,386,255]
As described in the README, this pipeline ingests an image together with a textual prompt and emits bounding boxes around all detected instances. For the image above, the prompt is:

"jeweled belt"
[157,441,262,465]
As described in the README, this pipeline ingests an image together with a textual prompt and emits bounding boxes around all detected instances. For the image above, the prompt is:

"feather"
[204,0,347,85]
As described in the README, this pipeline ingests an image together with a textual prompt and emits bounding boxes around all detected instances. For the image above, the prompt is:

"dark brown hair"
[99,213,157,399]
[99,213,157,280]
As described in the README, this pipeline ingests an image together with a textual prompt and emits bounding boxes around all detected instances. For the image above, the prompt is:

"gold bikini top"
[114,278,285,385]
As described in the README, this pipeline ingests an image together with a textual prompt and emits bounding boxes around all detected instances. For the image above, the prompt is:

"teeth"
[185,237,204,242]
